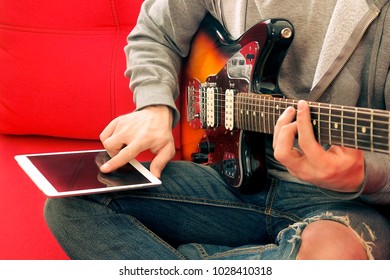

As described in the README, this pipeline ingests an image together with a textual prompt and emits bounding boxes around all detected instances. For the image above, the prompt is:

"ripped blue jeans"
[44,161,390,260]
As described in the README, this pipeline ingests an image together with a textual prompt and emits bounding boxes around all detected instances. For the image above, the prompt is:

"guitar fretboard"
[235,93,390,154]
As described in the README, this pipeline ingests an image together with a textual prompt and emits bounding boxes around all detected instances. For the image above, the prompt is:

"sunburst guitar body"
[180,14,294,192]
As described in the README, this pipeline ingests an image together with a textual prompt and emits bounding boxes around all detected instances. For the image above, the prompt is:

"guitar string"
[190,92,390,119]
[189,94,390,125]
[191,109,390,145]
[192,114,390,151]
[191,102,390,133]
[192,94,390,117]
[204,114,390,140]
[188,88,390,115]
[188,89,390,134]
[190,120,389,151]
[188,96,390,146]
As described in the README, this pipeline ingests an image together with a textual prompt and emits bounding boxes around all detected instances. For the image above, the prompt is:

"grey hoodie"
[124,0,390,204]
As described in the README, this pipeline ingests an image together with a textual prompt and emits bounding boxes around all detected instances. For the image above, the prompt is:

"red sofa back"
[0,0,142,139]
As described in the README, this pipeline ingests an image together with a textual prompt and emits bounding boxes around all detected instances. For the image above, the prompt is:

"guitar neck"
[235,93,390,154]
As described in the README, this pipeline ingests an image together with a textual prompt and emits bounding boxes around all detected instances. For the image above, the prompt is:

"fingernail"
[285,106,295,114]
[100,163,111,173]
[297,100,306,111]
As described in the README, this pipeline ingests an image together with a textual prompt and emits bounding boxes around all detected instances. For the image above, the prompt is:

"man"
[45,0,390,259]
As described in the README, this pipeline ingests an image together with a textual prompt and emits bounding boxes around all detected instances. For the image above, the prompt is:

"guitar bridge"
[186,79,203,129]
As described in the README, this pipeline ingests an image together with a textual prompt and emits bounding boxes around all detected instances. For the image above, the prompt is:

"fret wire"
[370,110,374,151]
[253,96,256,131]
[255,94,260,132]
[245,96,248,130]
[244,95,248,130]
[249,95,253,132]
[341,106,344,147]
[262,96,266,133]
[328,104,332,145]
[273,98,276,130]
[267,98,271,134]
[355,108,358,149]
[388,115,390,155]
[318,105,321,144]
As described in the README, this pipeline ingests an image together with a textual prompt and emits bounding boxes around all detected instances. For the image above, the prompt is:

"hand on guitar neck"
[273,100,365,193]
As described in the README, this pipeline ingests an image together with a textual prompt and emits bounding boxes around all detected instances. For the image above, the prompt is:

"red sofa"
[2,0,388,261]
[0,0,181,259]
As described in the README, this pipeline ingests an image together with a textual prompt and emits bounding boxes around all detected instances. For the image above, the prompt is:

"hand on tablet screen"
[99,106,176,178]
[95,151,151,187]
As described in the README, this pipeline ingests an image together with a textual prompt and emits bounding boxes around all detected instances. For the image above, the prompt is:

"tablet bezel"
[15,149,161,197]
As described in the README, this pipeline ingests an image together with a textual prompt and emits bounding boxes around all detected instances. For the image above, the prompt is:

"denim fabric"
[44,161,390,260]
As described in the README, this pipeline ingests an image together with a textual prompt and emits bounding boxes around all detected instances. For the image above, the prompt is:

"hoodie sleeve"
[360,68,390,205]
[124,0,209,127]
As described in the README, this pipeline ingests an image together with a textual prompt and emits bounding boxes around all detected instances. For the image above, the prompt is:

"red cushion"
[0,0,143,139]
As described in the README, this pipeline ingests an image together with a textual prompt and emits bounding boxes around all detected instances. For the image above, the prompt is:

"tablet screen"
[15,150,160,197]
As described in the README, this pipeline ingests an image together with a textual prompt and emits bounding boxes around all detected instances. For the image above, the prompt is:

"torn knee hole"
[287,213,376,260]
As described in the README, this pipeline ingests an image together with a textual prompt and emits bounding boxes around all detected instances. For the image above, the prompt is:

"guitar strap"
[308,0,389,102]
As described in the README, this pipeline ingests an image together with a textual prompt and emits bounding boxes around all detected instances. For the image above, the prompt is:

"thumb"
[150,145,175,178]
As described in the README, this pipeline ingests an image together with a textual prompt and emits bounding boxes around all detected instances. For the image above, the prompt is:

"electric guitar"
[180,14,390,193]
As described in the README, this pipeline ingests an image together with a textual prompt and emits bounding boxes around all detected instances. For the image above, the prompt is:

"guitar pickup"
[225,89,235,130]
[206,87,216,127]
[205,86,219,128]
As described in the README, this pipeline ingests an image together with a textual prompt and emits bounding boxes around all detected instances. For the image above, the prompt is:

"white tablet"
[15,149,161,197]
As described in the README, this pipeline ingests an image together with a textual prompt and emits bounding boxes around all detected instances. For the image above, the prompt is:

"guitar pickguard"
[186,41,259,129]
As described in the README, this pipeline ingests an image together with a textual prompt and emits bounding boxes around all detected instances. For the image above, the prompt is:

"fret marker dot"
[334,123,339,129]
[313,120,317,126]
[362,127,367,134]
